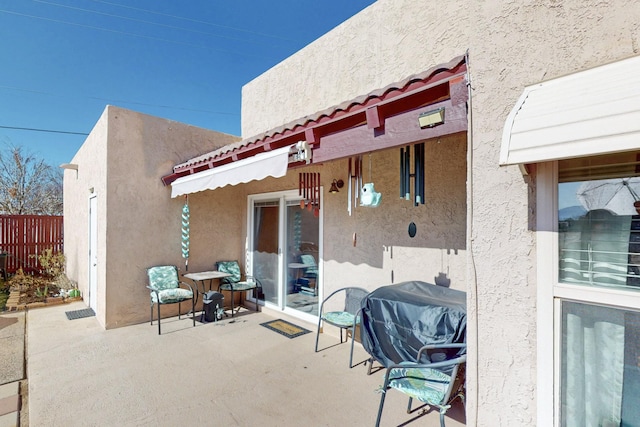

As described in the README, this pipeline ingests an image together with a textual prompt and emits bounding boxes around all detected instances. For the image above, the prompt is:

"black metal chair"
[0,252,8,281]
[215,260,261,317]
[314,286,369,368]
[146,265,195,335]
[376,343,467,427]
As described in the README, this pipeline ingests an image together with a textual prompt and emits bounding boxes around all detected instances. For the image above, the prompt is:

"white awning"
[500,55,640,168]
[171,145,291,198]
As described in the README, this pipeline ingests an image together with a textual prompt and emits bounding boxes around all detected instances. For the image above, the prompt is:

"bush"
[34,249,65,279]
[7,269,60,302]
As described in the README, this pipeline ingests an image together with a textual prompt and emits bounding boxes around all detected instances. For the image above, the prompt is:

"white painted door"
[88,195,98,310]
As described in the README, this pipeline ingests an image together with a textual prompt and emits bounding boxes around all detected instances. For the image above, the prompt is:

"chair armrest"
[416,343,466,361]
[353,307,363,328]
[246,276,263,287]
[318,287,367,315]
[382,354,467,388]
[146,285,160,298]
[178,281,194,293]
[386,354,467,371]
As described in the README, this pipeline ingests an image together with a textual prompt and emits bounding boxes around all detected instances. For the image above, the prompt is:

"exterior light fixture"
[329,179,344,194]
[418,107,445,129]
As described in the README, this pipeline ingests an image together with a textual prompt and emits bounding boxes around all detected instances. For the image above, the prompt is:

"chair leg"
[406,397,413,413]
[191,297,195,327]
[150,303,153,326]
[157,303,162,335]
[375,390,387,427]
[230,290,235,317]
[349,326,356,368]
[314,317,323,352]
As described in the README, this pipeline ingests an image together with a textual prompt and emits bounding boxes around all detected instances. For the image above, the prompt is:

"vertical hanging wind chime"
[181,195,190,271]
[298,172,321,217]
[400,142,425,206]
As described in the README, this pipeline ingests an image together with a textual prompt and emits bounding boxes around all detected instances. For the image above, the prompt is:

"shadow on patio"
[27,302,465,426]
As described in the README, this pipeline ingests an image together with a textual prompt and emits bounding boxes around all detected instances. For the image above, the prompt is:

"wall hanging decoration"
[399,142,425,206]
[408,222,417,238]
[360,183,382,207]
[360,154,381,208]
[181,195,190,271]
[298,172,321,217]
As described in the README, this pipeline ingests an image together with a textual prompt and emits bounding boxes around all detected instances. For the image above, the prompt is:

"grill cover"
[360,281,466,367]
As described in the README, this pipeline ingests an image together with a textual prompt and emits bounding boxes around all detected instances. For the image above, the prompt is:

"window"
[554,153,640,426]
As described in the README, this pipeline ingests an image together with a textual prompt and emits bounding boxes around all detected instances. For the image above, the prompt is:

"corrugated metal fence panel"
[500,54,640,166]
[0,215,63,274]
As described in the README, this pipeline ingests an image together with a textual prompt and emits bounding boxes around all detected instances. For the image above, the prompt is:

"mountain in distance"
[559,205,587,221]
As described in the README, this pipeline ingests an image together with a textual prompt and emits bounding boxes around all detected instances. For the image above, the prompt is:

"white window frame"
[246,189,324,325]
[537,160,640,427]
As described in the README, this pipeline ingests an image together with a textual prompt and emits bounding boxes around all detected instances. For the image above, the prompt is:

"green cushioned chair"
[215,260,261,317]
[146,265,195,335]
[375,343,467,427]
[314,286,369,368]
[299,253,318,279]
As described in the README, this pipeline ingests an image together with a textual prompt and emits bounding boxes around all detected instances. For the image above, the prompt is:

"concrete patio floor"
[27,302,466,426]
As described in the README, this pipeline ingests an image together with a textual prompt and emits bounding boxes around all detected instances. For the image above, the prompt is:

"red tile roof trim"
[161,55,467,186]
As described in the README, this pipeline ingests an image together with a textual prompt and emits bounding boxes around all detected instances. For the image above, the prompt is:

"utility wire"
[86,0,298,42]
[0,125,89,136]
[33,0,292,48]
[0,85,240,116]
[0,9,273,60]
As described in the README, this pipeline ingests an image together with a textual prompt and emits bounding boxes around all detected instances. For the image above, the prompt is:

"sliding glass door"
[249,190,321,320]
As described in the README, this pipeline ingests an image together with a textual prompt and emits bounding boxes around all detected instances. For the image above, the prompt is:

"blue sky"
[0,0,375,168]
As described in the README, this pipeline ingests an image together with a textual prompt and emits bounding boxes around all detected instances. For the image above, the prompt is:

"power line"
[86,0,298,42]
[0,85,240,116]
[0,125,89,136]
[0,9,273,60]
[33,0,292,48]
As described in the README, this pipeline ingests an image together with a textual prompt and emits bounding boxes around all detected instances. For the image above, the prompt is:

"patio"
[26,302,466,426]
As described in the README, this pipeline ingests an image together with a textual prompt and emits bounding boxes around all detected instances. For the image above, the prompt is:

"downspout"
[465,49,479,427]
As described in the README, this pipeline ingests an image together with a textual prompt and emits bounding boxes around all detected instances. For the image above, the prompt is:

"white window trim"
[536,161,557,427]
[537,160,640,427]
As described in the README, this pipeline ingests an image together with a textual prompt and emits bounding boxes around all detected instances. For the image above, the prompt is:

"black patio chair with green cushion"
[314,286,369,368]
[375,343,467,427]
[299,253,318,279]
[146,265,195,335]
[215,260,261,317]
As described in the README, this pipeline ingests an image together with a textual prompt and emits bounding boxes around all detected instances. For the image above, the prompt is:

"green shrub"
[33,249,66,279]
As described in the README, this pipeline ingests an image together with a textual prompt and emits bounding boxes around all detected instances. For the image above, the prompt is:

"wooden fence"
[0,215,64,274]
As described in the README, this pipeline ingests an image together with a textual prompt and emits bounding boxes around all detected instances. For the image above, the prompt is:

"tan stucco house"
[63,0,640,425]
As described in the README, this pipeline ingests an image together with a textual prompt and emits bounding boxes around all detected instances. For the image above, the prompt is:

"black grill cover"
[360,281,466,367]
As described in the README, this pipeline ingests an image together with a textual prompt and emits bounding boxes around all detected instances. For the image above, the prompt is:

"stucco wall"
[64,106,241,329]
[63,107,108,326]
[241,0,640,425]
[209,132,467,292]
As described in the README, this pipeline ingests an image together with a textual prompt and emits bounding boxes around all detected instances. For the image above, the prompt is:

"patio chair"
[375,343,467,427]
[299,253,318,279]
[146,265,195,335]
[215,260,261,317]
[0,252,7,281]
[314,286,369,368]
